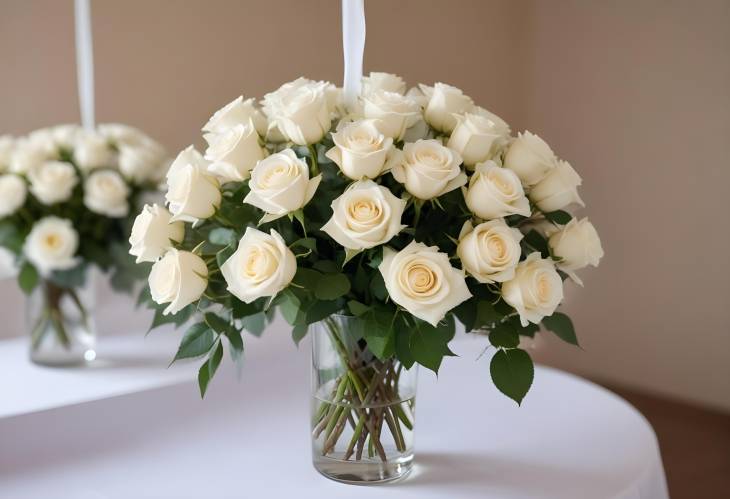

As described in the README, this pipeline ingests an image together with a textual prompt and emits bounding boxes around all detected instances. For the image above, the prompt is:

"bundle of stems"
[312,318,414,461]
[30,281,88,350]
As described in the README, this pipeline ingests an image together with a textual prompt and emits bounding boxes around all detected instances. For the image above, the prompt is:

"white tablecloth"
[0,322,668,499]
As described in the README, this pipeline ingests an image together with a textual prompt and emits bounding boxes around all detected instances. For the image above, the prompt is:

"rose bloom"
[149,249,208,315]
[388,139,466,200]
[379,241,472,326]
[128,204,185,264]
[325,119,393,180]
[23,216,79,276]
[501,253,563,326]
[457,219,523,283]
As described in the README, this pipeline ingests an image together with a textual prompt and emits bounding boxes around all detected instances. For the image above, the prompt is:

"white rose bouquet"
[133,74,603,463]
[0,124,168,360]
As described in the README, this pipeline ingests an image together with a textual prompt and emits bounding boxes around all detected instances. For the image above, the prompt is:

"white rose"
[204,122,265,183]
[129,204,185,263]
[9,141,53,174]
[74,131,114,172]
[262,78,333,145]
[457,219,523,283]
[325,120,393,180]
[165,146,221,223]
[28,161,78,205]
[361,89,421,140]
[149,249,208,315]
[83,170,130,217]
[388,139,466,200]
[51,124,82,149]
[119,142,166,184]
[503,131,557,186]
[0,135,15,172]
[202,95,267,137]
[322,180,406,251]
[99,123,150,149]
[243,149,321,222]
[24,216,79,276]
[379,241,472,327]
[463,161,530,219]
[221,227,296,304]
[548,217,603,285]
[447,110,510,168]
[530,159,584,212]
[501,252,563,326]
[419,82,474,133]
[0,174,27,217]
[361,72,406,95]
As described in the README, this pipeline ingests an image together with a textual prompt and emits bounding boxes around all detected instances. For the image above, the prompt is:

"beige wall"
[1,1,728,410]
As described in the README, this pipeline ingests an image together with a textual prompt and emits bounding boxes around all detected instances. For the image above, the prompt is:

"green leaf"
[136,286,152,309]
[216,244,236,268]
[313,260,338,273]
[231,298,259,319]
[453,301,477,332]
[208,227,238,246]
[18,262,38,295]
[489,324,520,348]
[395,327,415,369]
[304,299,342,324]
[173,322,216,362]
[490,348,534,405]
[292,324,309,346]
[347,300,370,317]
[370,273,387,301]
[523,229,550,258]
[198,340,223,398]
[292,267,322,289]
[542,312,579,346]
[409,316,456,374]
[149,304,194,332]
[475,300,501,329]
[315,273,350,300]
[241,311,266,337]
[51,264,87,289]
[362,313,395,360]
[279,290,305,325]
[204,312,231,334]
[224,328,243,362]
[0,221,23,253]
[545,210,572,225]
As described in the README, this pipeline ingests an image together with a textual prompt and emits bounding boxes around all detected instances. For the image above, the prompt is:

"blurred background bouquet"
[0,124,168,365]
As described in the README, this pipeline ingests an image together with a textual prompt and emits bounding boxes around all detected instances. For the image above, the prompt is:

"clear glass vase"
[27,274,96,366]
[311,315,417,484]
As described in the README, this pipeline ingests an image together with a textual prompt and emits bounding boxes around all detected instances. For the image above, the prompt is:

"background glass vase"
[310,315,417,484]
[27,271,96,366]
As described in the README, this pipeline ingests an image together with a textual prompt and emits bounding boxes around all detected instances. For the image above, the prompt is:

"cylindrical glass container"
[27,273,96,366]
[310,315,417,484]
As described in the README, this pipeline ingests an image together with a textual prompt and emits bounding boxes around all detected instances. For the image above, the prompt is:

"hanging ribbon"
[74,0,95,130]
[342,0,366,108]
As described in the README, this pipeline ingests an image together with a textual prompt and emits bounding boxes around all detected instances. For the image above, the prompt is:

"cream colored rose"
[28,161,78,205]
[23,216,79,276]
[149,249,208,315]
[74,131,114,172]
[361,89,421,140]
[204,122,265,183]
[202,95,267,137]
[51,124,82,149]
[548,217,603,285]
[99,123,152,149]
[0,135,16,172]
[325,120,393,180]
[10,141,53,174]
[379,241,472,326]
[388,139,466,200]
[447,110,510,168]
[530,159,584,212]
[322,180,406,251]
[83,170,130,218]
[463,161,530,219]
[501,252,564,326]
[243,149,321,222]
[361,72,406,95]
[118,142,167,184]
[0,174,27,217]
[221,227,296,303]
[165,146,221,223]
[503,131,557,186]
[262,78,333,145]
[419,82,474,133]
[129,204,184,264]
[457,219,523,283]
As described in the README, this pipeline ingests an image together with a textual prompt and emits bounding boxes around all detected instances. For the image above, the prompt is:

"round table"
[0,323,668,499]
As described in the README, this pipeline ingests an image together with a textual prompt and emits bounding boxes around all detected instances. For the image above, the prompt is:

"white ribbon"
[74,0,95,130]
[342,0,366,109]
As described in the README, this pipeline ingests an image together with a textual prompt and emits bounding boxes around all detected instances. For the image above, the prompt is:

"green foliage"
[198,340,223,397]
[542,312,579,346]
[545,210,572,225]
[490,348,534,405]
[18,262,38,294]
[314,273,350,300]
[408,316,457,374]
[172,322,216,362]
